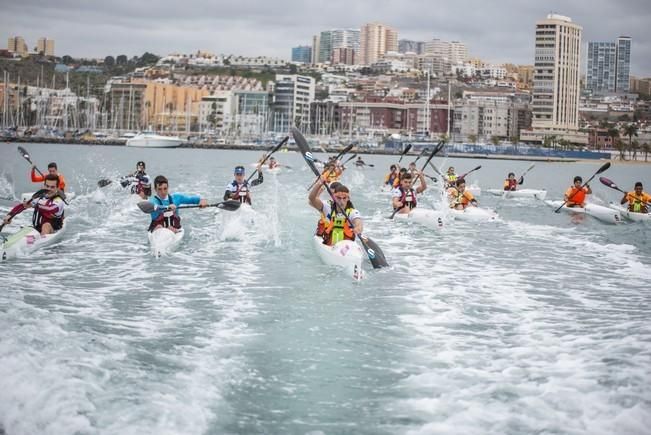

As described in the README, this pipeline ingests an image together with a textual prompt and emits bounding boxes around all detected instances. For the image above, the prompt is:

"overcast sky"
[2,0,650,75]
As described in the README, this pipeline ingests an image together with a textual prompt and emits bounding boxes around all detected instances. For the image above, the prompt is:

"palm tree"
[630,139,640,161]
[641,142,650,162]
[490,135,501,146]
[468,134,477,144]
[621,123,639,159]
[607,127,620,157]
[614,139,627,161]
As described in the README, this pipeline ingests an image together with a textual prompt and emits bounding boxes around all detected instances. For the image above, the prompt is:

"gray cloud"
[2,0,650,75]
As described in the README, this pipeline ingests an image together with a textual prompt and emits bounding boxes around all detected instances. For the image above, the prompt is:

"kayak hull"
[1,220,67,261]
[148,227,184,257]
[449,206,499,222]
[312,236,364,281]
[486,188,547,200]
[546,201,622,224]
[609,204,651,222]
[394,208,445,229]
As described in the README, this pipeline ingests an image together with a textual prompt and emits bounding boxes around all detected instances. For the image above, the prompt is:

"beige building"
[7,36,28,56]
[37,37,55,56]
[523,14,586,144]
[359,22,398,66]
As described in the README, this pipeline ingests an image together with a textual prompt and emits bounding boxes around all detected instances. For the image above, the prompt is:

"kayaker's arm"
[415,171,427,194]
[585,184,593,194]
[352,217,363,235]
[308,179,325,211]
[621,193,629,205]
[250,171,264,187]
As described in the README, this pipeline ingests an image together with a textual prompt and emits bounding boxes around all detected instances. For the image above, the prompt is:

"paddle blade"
[337,144,354,158]
[217,200,241,211]
[596,162,611,174]
[137,201,156,213]
[292,127,321,178]
[17,146,30,159]
[362,236,389,268]
[599,176,618,189]
[402,144,413,155]
[97,179,112,188]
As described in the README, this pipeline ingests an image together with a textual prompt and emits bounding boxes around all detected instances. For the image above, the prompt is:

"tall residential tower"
[359,23,398,65]
[586,36,632,93]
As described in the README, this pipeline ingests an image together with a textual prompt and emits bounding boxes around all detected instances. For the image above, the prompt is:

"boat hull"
[546,201,622,224]
[148,227,184,257]
[394,208,445,229]
[126,134,183,148]
[1,221,67,261]
[486,189,547,200]
[312,236,364,281]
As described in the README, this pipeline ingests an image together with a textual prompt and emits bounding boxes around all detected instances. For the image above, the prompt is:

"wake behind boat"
[126,132,183,148]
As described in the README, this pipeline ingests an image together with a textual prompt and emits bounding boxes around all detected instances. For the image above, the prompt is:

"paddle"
[600,177,651,207]
[553,162,611,213]
[137,199,241,214]
[306,152,358,191]
[0,188,48,233]
[413,148,429,164]
[390,142,445,219]
[517,163,536,186]
[248,136,289,184]
[97,179,113,188]
[457,165,482,181]
[18,146,43,177]
[397,144,413,163]
[292,127,388,269]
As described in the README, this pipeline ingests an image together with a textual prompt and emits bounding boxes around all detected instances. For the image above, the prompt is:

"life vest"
[626,191,651,213]
[447,174,457,182]
[322,201,355,246]
[149,194,181,231]
[384,172,399,187]
[132,172,151,197]
[231,180,252,204]
[503,179,517,191]
[396,187,417,210]
[448,188,473,209]
[32,194,64,232]
[565,186,587,207]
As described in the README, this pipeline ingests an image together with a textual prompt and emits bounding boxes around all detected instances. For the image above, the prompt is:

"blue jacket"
[149,193,201,220]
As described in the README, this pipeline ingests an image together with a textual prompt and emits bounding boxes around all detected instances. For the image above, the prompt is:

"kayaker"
[224,165,263,205]
[120,161,152,199]
[3,174,65,236]
[31,162,66,191]
[444,166,458,187]
[621,182,651,214]
[384,165,400,188]
[268,156,279,169]
[148,175,207,233]
[407,161,418,177]
[355,156,367,167]
[309,181,363,246]
[564,176,592,208]
[503,172,519,191]
[392,172,426,215]
[314,181,342,238]
[322,161,343,185]
[448,178,478,210]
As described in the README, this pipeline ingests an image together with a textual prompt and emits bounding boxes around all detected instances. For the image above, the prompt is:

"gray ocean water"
[0,143,650,435]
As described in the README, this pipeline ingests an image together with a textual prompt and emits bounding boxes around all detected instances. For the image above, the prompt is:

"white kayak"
[393,208,445,229]
[1,220,67,261]
[312,236,364,281]
[608,203,651,222]
[545,200,622,225]
[448,206,499,222]
[486,188,547,200]
[22,191,76,202]
[148,226,184,257]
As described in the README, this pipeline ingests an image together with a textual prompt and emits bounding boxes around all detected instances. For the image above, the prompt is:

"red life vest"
[149,195,181,231]
[504,179,517,191]
[32,196,64,232]
[396,187,417,210]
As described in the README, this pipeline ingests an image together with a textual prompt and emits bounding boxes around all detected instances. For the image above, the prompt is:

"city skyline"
[1,0,650,75]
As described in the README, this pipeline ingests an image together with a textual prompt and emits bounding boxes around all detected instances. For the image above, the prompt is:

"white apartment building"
[272,74,315,132]
[523,14,586,144]
[359,23,398,65]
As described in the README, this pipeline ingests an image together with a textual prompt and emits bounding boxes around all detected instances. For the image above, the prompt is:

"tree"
[490,135,501,146]
[138,52,160,66]
[104,56,115,67]
[468,134,478,144]
[630,139,640,161]
[116,55,128,65]
[607,127,620,154]
[641,142,650,162]
[61,55,73,64]
[614,139,627,161]
[621,123,638,160]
